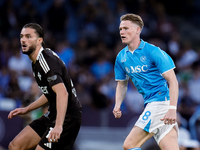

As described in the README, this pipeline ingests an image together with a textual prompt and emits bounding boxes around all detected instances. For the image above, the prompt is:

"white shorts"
[135,100,178,144]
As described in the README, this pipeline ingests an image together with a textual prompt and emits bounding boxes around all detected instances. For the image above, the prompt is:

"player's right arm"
[8,94,48,119]
[113,80,128,118]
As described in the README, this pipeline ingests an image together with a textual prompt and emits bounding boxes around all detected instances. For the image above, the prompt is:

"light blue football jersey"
[115,39,175,106]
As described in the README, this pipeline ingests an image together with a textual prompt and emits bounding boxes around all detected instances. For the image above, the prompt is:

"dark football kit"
[29,48,82,150]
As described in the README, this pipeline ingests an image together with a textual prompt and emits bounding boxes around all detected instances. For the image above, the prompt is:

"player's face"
[119,20,140,45]
[20,28,42,55]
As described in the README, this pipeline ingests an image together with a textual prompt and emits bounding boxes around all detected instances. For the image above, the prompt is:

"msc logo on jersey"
[125,65,148,74]
[39,86,48,94]
[129,65,148,73]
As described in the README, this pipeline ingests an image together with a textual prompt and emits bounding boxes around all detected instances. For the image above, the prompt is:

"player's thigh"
[11,125,41,149]
[124,126,154,148]
[35,145,45,150]
[159,127,179,150]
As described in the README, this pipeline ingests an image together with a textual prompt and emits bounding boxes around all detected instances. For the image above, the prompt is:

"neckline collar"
[125,39,145,52]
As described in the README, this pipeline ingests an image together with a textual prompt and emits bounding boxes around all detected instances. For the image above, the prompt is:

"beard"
[22,44,36,55]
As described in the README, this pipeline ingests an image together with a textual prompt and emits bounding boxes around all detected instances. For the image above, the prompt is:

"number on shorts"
[142,111,151,120]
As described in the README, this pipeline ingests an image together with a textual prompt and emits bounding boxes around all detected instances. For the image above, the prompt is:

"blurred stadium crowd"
[0,0,200,149]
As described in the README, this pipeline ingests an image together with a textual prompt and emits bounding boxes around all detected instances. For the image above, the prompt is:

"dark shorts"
[29,115,82,150]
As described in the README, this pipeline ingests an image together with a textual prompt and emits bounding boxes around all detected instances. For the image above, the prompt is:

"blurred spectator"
[30,0,54,16]
[0,67,10,98]
[8,49,31,76]
[55,40,76,68]
[90,51,113,81]
[6,71,23,101]
[7,48,33,93]
[74,38,89,66]
[148,37,167,50]
[155,3,175,41]
[177,113,200,150]
[77,66,95,106]
[76,83,92,106]
[80,1,99,43]
[91,81,111,109]
[187,61,200,104]
[168,32,181,61]
[45,0,67,40]
[176,41,199,70]
[97,75,116,102]
[0,38,12,68]
[17,0,39,28]
[178,83,197,121]
[0,0,11,36]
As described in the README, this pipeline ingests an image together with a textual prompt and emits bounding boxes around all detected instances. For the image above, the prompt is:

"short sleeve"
[43,53,64,87]
[114,56,129,81]
[47,72,63,88]
[149,48,175,74]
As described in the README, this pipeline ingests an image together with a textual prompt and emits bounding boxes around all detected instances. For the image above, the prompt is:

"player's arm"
[113,80,128,118]
[48,83,68,142]
[161,69,179,124]
[8,94,48,119]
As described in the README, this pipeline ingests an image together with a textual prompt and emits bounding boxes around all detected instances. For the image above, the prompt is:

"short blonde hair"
[120,13,144,30]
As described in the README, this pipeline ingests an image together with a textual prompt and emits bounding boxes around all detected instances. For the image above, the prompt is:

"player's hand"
[160,109,177,125]
[47,126,62,143]
[113,107,122,118]
[8,107,28,119]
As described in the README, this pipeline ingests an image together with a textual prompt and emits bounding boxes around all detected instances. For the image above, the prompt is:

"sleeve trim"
[115,79,129,81]
[161,67,176,75]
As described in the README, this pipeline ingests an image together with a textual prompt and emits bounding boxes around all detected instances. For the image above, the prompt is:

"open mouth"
[121,36,126,40]
[22,44,27,48]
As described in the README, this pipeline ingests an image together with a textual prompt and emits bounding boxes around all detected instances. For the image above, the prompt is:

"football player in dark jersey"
[8,23,82,150]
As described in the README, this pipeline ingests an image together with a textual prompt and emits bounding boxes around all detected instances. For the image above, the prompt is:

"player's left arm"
[161,69,179,125]
[48,83,68,142]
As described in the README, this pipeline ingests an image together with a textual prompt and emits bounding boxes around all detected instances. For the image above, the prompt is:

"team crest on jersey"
[140,56,146,62]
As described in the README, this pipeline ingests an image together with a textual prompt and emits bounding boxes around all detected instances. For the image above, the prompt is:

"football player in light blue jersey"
[113,14,179,150]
